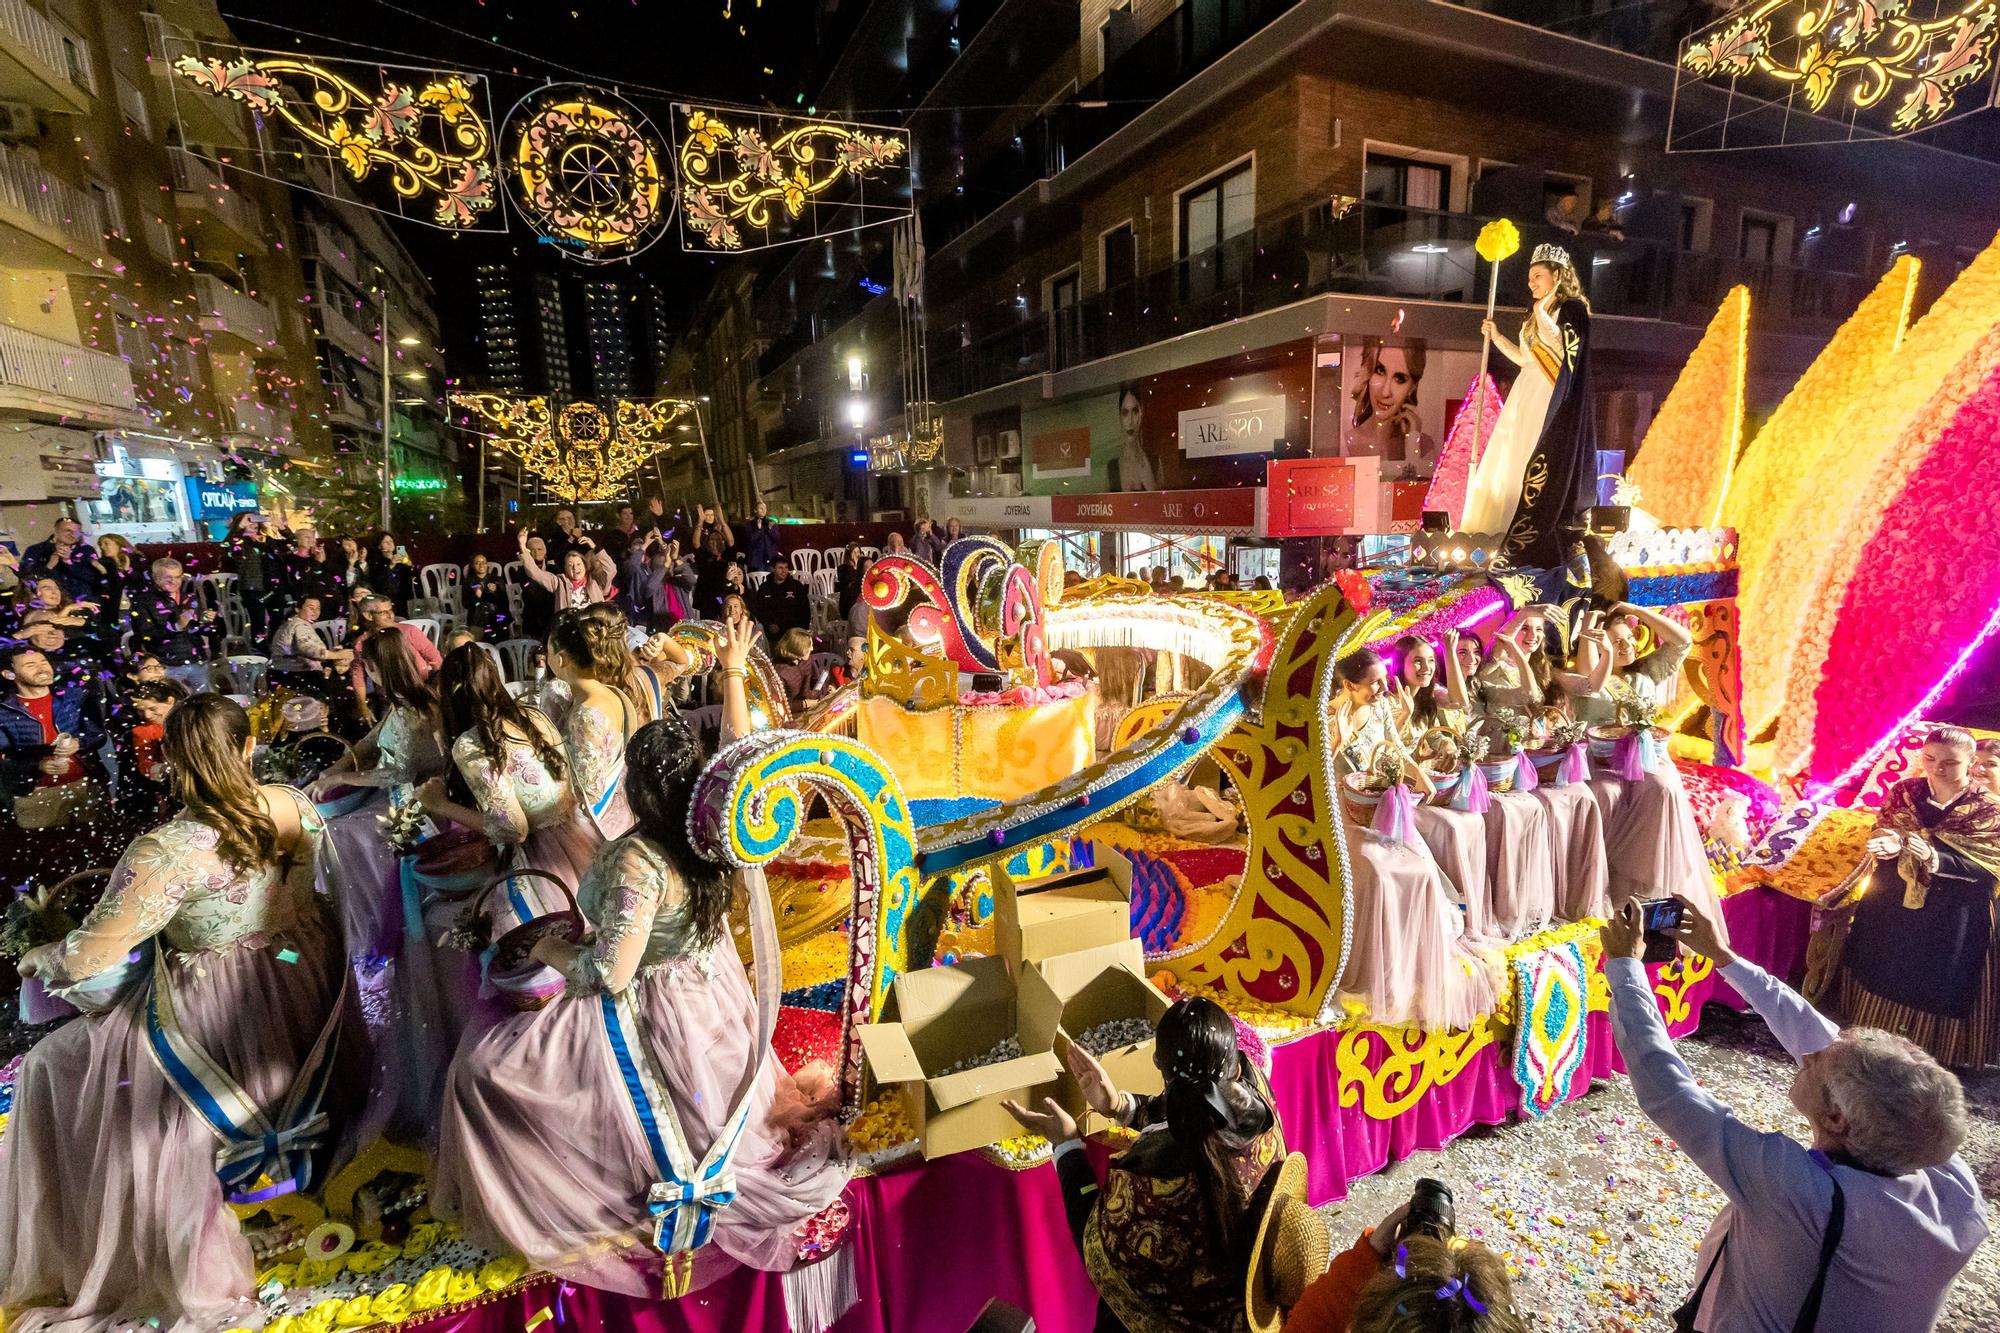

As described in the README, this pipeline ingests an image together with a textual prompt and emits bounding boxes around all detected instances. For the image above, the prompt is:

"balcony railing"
[0,139,102,258]
[0,0,93,111]
[1439,0,1693,64]
[193,273,277,350]
[170,148,266,251]
[0,323,136,414]
[930,199,1864,400]
[142,14,248,145]
[221,395,276,436]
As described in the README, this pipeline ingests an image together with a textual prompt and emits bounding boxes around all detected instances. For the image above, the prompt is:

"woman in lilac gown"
[549,606,688,842]
[2,695,357,1333]
[1331,648,1499,1030]
[433,621,851,1319]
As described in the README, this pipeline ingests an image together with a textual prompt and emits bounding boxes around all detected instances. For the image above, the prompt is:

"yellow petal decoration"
[343,1241,399,1275]
[368,1284,414,1324]
[1476,218,1521,265]
[401,1221,443,1259]
[447,1271,484,1304]
[333,1295,376,1329]
[263,1317,299,1333]
[1625,285,1751,528]
[295,1300,339,1333]
[293,1260,344,1291]
[412,1266,455,1312]
[478,1254,529,1291]
[256,1262,300,1291]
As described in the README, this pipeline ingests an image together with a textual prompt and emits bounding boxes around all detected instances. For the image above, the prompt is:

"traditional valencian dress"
[0,790,357,1332]
[432,835,850,1312]
[1335,699,1500,1029]
[1062,1055,1284,1332]
[1460,279,1597,567]
[1834,776,2000,1068]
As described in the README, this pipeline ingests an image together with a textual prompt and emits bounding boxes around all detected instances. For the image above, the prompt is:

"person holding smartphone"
[360,531,417,616]
[1604,895,1985,1333]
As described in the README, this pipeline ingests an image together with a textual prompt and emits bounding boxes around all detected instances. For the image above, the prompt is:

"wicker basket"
[1478,756,1519,794]
[291,732,371,817]
[470,868,585,1011]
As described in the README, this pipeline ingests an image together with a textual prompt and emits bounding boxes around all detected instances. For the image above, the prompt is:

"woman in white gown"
[1460,280,1563,537]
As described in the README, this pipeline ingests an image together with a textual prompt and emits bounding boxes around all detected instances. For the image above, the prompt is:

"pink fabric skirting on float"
[0,917,359,1333]
[1338,820,1500,1031]
[1587,766,1726,932]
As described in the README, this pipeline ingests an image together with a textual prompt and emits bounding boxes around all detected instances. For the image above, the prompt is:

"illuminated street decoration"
[503,85,670,263]
[673,105,911,252]
[1674,0,2000,146]
[451,395,696,503]
[168,48,497,228]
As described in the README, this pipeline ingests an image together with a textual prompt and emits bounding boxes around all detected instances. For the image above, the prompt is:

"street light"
[847,355,865,391]
[397,335,422,347]
[846,398,868,429]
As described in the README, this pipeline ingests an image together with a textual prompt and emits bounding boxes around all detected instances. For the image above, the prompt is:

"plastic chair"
[787,548,822,575]
[494,638,541,682]
[857,546,881,563]
[505,680,534,698]
[312,619,351,647]
[404,617,442,647]
[823,547,849,571]
[197,573,243,642]
[475,641,505,677]
[420,563,464,618]
[503,561,527,623]
[747,570,769,589]
[221,654,270,698]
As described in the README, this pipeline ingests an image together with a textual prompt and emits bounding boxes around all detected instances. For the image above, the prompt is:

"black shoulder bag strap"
[1672,1174,1845,1333]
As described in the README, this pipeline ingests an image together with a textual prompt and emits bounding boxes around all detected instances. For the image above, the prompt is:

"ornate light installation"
[168,49,498,229]
[672,105,911,252]
[1673,0,2000,146]
[451,395,696,503]
[503,85,671,262]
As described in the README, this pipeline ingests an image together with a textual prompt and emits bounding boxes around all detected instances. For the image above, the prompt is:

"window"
[1364,154,1449,211]
[1679,199,1714,253]
[1740,214,1780,264]
[87,178,125,238]
[141,212,177,265]
[116,75,150,137]
[1178,159,1254,259]
[54,21,93,94]
[1101,221,1137,292]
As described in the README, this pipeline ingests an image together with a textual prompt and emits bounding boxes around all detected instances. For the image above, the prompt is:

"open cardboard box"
[993,845,1135,973]
[1021,937,1172,1131]
[856,954,1063,1160]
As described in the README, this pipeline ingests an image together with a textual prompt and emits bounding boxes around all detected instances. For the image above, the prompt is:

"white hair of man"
[150,556,182,577]
[1817,1027,1968,1176]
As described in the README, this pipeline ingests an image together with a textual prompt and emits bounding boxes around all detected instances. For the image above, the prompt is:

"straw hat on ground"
[1246,1152,1329,1332]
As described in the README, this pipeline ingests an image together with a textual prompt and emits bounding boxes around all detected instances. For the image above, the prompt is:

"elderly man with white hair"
[1603,895,1987,1332]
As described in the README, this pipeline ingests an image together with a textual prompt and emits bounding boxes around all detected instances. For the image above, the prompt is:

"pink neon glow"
[1423,374,1505,528]
[1812,592,2000,800]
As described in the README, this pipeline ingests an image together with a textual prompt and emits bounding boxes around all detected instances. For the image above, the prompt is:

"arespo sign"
[1052,487,1259,534]
[1265,459,1430,536]
[1177,394,1288,459]
[183,478,259,522]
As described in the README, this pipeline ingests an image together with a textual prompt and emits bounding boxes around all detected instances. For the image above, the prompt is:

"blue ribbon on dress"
[1453,760,1491,814]
[143,945,347,1197]
[399,850,504,940]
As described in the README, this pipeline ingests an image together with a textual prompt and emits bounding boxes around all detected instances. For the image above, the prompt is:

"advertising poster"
[1333,337,1484,482]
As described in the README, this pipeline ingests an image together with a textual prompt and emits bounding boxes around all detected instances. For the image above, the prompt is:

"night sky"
[229,0,855,376]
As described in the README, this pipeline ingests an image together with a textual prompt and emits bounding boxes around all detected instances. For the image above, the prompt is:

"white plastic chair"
[747,570,769,589]
[857,546,881,563]
[503,560,527,623]
[823,547,849,571]
[420,563,464,618]
[495,638,541,682]
[475,641,505,678]
[198,573,243,642]
[312,619,351,647]
[506,680,534,698]
[221,654,270,697]
[404,617,441,647]
[788,548,822,575]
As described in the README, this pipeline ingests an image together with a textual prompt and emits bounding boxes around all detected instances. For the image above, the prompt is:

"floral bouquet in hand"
[1,882,76,962]
[379,793,432,856]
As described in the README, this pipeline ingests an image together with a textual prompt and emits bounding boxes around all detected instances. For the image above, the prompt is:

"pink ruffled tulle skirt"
[0,916,357,1333]
[1339,821,1501,1031]
[431,937,850,1298]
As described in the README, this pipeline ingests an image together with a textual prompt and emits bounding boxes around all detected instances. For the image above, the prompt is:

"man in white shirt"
[1603,897,1986,1331]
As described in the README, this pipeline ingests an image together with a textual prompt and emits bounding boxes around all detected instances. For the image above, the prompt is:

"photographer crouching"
[1603,896,1987,1331]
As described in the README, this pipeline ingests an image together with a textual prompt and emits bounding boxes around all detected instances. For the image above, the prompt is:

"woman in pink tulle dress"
[1331,648,1499,1030]
[548,606,684,842]
[1573,601,1724,927]
[2,695,358,1333]
[433,622,850,1321]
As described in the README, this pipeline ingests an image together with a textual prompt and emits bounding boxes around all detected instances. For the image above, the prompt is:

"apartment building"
[692,0,2000,569]
[0,0,334,544]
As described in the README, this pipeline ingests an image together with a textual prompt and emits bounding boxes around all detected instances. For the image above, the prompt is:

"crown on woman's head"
[1531,242,1571,269]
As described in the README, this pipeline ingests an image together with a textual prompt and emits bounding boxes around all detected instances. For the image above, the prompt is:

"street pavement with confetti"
[1318,1005,2000,1331]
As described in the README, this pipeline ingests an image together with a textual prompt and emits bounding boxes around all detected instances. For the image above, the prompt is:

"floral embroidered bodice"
[563,835,701,992]
[451,722,576,847]
[1572,642,1688,725]
[54,789,323,979]
[1338,698,1412,774]
[377,704,445,786]
[564,692,632,834]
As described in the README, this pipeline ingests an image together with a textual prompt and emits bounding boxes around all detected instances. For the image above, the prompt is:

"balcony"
[193,273,278,352]
[219,394,276,437]
[0,139,104,272]
[0,323,139,425]
[142,13,248,147]
[317,294,379,366]
[930,199,1865,400]
[170,148,266,255]
[0,0,92,114]
[306,220,361,285]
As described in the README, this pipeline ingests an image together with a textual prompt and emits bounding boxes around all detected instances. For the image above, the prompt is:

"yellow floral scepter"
[1474,218,1522,452]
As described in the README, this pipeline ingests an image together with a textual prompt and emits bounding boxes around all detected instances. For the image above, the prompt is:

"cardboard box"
[1021,938,1172,1129]
[993,846,1135,973]
[855,954,1063,1160]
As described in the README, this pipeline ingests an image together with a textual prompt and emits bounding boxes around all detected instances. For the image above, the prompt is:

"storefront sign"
[1030,426,1093,479]
[185,478,259,521]
[951,495,1055,529]
[1051,487,1260,534]
[1266,459,1379,537]
[390,476,447,493]
[1177,394,1288,459]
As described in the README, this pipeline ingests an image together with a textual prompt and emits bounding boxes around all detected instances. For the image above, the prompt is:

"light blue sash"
[144,945,347,1197]
[596,864,781,1256]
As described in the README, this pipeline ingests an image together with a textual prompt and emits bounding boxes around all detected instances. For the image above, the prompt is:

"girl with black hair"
[1005,996,1287,1332]
[433,619,852,1305]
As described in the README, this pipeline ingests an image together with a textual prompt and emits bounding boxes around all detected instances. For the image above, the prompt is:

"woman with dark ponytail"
[1005,996,1288,1331]
[434,619,851,1305]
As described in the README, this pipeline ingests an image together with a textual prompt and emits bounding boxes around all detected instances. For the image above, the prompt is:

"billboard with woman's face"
[1332,337,1483,480]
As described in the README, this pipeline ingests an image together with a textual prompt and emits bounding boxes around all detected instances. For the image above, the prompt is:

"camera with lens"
[1397,1177,1457,1243]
